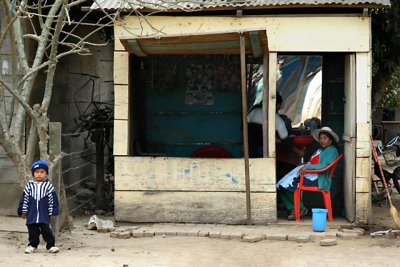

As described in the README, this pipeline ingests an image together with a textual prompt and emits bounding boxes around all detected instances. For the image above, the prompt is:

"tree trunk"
[372,69,393,110]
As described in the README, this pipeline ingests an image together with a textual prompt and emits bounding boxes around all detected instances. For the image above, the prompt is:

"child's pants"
[27,223,55,249]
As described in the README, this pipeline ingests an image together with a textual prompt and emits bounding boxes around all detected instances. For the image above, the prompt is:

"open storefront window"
[248,55,322,130]
[277,55,322,129]
[247,55,322,159]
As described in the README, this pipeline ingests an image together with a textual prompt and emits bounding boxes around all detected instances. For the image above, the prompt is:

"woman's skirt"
[276,165,318,192]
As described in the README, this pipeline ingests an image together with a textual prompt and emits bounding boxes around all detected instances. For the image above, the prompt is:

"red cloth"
[309,153,320,164]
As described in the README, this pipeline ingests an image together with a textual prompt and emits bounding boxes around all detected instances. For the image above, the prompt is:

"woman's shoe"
[288,207,308,220]
[287,209,295,221]
[300,207,308,217]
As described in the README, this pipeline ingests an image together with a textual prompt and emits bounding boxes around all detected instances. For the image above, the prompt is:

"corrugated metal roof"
[90,0,390,11]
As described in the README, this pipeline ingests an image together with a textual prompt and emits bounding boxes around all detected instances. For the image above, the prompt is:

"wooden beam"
[240,33,251,225]
[249,31,263,58]
[128,40,147,57]
[266,53,276,158]
[116,16,370,52]
[107,4,389,14]
[121,30,268,56]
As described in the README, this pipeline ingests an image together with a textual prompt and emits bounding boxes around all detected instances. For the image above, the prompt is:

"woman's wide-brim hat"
[312,126,339,143]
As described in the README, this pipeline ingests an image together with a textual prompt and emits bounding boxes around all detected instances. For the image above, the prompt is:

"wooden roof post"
[262,53,270,157]
[239,32,252,225]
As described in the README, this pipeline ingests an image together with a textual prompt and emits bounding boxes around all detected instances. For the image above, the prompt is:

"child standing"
[18,160,60,253]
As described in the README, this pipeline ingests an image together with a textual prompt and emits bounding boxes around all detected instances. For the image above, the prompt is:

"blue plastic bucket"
[312,208,328,232]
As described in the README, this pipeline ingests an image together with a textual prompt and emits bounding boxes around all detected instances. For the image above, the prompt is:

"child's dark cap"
[31,160,49,175]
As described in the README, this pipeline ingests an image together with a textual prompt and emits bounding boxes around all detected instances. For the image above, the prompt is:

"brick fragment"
[265,234,287,241]
[186,231,199,237]
[110,231,119,238]
[143,231,154,237]
[342,229,364,236]
[320,238,337,246]
[127,226,141,231]
[288,233,310,241]
[117,231,131,239]
[296,236,311,243]
[229,233,243,240]
[352,228,366,235]
[165,231,177,236]
[154,231,166,236]
[242,234,264,243]
[131,230,144,238]
[209,232,221,238]
[177,232,188,236]
[198,231,209,237]
[220,233,230,239]
[337,232,359,240]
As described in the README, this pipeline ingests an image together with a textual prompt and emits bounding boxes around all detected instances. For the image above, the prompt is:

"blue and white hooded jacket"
[17,178,59,225]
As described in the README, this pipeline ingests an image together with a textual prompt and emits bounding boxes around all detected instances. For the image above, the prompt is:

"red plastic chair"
[191,145,233,158]
[294,154,343,222]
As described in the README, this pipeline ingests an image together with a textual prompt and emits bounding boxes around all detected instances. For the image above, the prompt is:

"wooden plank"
[262,53,269,157]
[122,31,256,45]
[114,120,129,156]
[121,31,264,55]
[367,51,372,121]
[114,51,129,85]
[344,54,356,138]
[125,48,247,55]
[266,53,277,158]
[356,52,370,124]
[114,85,129,120]
[114,191,276,224]
[128,39,147,57]
[114,156,276,192]
[343,137,356,222]
[249,31,263,58]
[115,16,370,52]
[240,34,252,224]
[356,157,370,179]
[260,30,269,55]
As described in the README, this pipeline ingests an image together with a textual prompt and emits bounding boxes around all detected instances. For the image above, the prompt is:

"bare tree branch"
[0,78,34,118]
[0,0,163,184]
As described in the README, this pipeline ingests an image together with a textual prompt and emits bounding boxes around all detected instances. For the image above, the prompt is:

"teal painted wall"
[132,55,243,157]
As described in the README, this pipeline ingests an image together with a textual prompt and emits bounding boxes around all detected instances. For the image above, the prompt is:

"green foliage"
[380,67,400,108]
[372,0,400,73]
[372,0,400,108]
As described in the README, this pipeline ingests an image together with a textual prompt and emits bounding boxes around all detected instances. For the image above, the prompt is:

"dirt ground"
[1,194,400,267]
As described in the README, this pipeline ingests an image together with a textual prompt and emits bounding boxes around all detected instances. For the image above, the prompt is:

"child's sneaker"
[24,245,37,254]
[49,246,59,253]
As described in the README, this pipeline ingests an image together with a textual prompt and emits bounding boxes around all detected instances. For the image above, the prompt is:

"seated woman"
[276,126,340,220]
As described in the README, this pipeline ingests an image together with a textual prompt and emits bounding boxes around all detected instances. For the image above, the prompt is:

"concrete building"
[94,0,390,225]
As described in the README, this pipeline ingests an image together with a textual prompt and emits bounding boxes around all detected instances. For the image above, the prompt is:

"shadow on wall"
[0,150,21,215]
